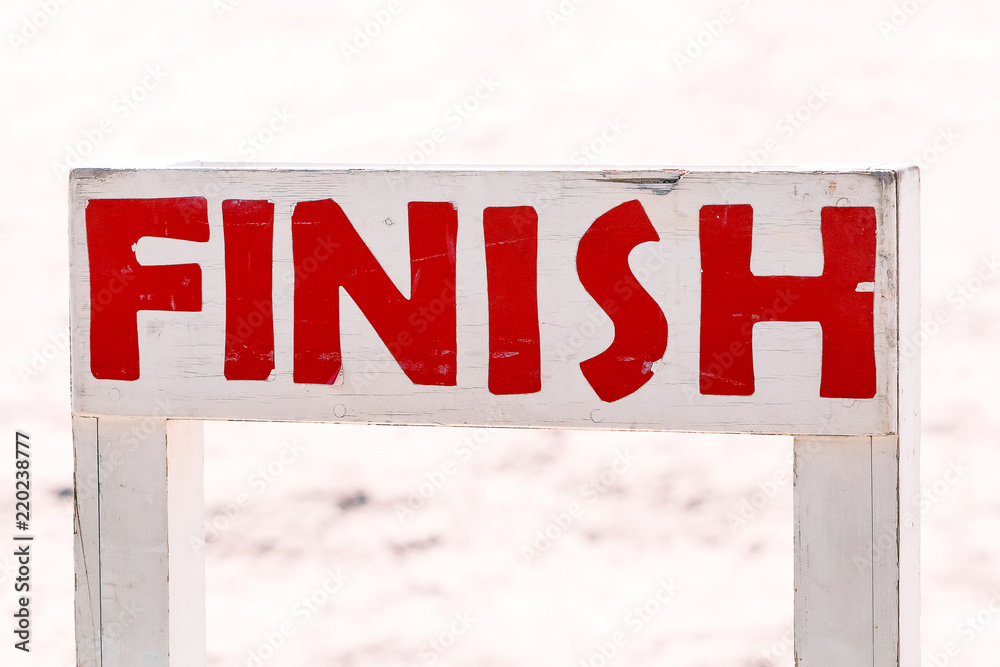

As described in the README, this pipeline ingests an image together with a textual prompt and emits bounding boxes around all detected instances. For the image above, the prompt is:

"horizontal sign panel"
[69,166,904,434]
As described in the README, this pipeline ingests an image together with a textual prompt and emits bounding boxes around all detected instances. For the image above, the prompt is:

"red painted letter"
[85,197,209,380]
[223,199,275,381]
[699,205,876,398]
[292,200,458,386]
[577,200,668,403]
[483,206,541,395]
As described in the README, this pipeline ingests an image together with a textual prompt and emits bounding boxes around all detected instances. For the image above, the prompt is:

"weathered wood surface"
[70,165,919,666]
[73,416,100,667]
[69,167,901,435]
[73,416,204,667]
[793,165,919,667]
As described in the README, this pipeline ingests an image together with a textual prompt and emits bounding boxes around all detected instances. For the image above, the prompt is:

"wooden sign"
[69,166,920,667]
[71,167,901,434]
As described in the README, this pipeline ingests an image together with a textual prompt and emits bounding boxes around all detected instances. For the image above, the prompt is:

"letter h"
[699,204,877,398]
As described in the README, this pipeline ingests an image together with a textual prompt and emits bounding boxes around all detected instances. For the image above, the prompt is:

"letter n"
[291,200,457,386]
[699,204,876,398]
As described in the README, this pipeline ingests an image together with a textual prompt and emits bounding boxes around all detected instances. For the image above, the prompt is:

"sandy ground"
[1,0,999,665]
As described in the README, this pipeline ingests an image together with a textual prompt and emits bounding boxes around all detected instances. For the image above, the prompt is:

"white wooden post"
[74,416,204,667]
[794,166,919,666]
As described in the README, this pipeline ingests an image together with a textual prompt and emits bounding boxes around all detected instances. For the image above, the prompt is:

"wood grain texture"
[70,166,918,665]
[895,165,921,667]
[73,415,100,667]
[167,420,205,667]
[872,434,903,664]
[793,167,919,667]
[793,435,875,666]
[75,417,204,667]
[69,167,900,435]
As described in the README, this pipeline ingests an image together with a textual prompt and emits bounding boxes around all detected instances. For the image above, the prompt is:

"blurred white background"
[1,0,999,665]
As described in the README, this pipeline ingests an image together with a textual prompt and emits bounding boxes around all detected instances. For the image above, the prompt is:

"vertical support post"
[894,165,922,667]
[793,435,876,665]
[73,416,205,666]
[74,416,100,667]
[793,434,920,665]
[793,166,920,665]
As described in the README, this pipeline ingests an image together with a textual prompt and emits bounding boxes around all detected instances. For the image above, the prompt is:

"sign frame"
[70,164,919,666]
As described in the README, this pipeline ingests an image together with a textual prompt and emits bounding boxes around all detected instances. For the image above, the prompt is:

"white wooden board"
[69,166,901,434]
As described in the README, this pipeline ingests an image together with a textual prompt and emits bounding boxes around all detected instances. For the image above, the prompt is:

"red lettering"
[292,200,457,386]
[223,199,275,381]
[483,206,541,394]
[699,205,876,398]
[85,197,209,380]
[577,200,668,402]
